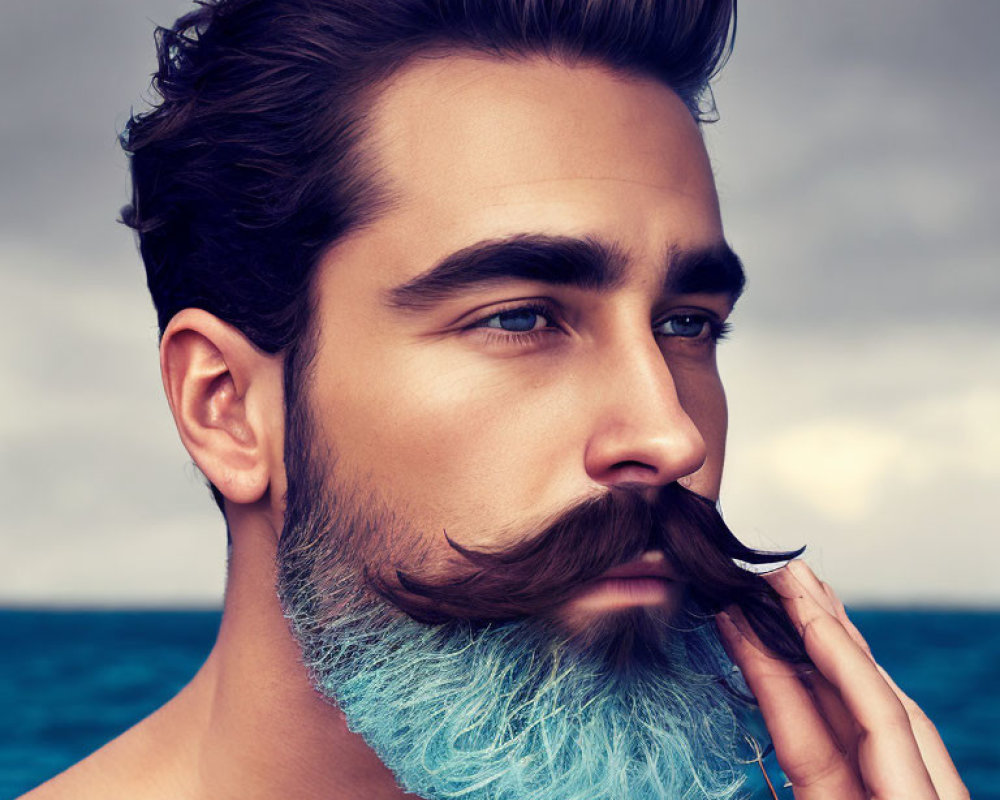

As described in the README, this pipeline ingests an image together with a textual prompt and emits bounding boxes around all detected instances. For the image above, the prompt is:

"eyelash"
[469,301,731,348]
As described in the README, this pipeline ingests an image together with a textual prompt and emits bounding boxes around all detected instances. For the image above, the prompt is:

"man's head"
[122,1,805,797]
[121,0,735,375]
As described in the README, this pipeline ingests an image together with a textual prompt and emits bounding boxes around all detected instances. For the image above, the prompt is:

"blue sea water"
[0,608,997,799]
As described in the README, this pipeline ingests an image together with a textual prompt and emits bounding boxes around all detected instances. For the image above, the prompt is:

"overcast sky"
[1,0,997,606]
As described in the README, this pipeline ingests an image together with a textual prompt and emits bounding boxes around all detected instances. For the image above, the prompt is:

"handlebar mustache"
[369,482,809,665]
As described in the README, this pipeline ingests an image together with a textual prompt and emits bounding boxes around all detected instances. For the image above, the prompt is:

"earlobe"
[160,309,284,507]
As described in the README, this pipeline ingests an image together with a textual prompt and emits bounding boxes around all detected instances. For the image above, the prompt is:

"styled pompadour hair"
[121,0,736,355]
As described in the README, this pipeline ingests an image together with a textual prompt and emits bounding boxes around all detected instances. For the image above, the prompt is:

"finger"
[802,669,862,776]
[821,580,970,800]
[716,606,865,800]
[776,566,870,766]
[766,564,939,800]
[785,565,875,757]
[819,579,873,659]
[784,560,838,618]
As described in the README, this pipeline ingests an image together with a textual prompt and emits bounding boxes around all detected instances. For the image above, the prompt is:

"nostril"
[610,461,659,483]
[613,460,651,471]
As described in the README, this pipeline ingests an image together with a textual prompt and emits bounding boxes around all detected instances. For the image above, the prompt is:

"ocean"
[1,609,997,799]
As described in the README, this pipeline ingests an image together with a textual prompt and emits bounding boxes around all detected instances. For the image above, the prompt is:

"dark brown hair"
[121,0,736,355]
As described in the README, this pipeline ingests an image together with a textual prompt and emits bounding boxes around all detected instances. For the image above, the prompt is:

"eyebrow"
[382,234,745,312]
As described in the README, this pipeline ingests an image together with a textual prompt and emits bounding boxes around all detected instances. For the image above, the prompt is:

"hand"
[716,560,969,800]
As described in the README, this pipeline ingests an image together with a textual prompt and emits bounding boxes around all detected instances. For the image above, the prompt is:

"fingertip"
[782,561,843,619]
[785,558,813,580]
[761,564,803,600]
[715,607,740,637]
[786,560,825,599]
[760,564,787,584]
[714,609,741,662]
[718,605,778,659]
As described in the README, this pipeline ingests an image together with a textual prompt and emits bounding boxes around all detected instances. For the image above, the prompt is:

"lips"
[599,551,679,581]
[560,551,683,618]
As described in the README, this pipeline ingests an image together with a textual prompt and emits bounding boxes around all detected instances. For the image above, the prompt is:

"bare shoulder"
[17,752,126,800]
[15,657,218,800]
[15,704,198,800]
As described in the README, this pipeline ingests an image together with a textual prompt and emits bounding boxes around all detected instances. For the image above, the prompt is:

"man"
[24,1,967,798]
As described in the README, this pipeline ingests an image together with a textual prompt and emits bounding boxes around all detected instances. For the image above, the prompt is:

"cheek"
[672,358,728,494]
[312,341,571,540]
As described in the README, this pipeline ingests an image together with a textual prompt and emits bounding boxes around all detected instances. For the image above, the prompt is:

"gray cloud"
[0,0,192,269]
[707,0,1000,329]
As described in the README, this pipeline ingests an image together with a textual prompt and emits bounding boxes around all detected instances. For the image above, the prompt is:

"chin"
[547,596,692,675]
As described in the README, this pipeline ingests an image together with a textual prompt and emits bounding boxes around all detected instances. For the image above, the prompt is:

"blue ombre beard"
[276,379,754,799]
[277,494,755,800]
[284,597,751,800]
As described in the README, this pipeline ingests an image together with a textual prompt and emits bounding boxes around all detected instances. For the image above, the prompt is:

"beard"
[275,362,805,800]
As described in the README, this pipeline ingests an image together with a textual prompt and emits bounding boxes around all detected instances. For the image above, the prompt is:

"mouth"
[562,550,683,616]
[598,550,679,581]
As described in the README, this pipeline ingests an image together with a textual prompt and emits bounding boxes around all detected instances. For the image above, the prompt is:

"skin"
[21,54,967,800]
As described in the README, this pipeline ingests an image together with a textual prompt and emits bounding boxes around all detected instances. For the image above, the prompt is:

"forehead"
[330,53,723,291]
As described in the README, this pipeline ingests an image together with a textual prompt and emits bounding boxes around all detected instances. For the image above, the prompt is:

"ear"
[160,309,284,507]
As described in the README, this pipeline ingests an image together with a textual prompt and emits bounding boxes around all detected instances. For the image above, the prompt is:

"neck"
[57,510,414,800]
[202,532,401,797]
[189,513,415,799]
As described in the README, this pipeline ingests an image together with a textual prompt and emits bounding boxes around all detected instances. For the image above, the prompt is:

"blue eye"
[656,314,715,338]
[479,306,554,333]
[471,305,729,346]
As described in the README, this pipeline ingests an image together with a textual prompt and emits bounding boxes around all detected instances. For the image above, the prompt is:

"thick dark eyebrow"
[662,243,746,303]
[383,234,745,312]
[383,235,626,312]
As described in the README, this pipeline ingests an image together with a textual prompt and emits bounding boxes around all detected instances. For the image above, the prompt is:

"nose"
[583,338,708,491]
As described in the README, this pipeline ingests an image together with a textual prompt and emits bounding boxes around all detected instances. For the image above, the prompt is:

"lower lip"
[568,576,677,613]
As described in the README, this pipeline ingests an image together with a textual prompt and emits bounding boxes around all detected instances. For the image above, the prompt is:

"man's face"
[301,54,737,623]
[273,55,755,800]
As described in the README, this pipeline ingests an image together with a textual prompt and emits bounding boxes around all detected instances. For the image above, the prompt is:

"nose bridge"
[583,327,707,487]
